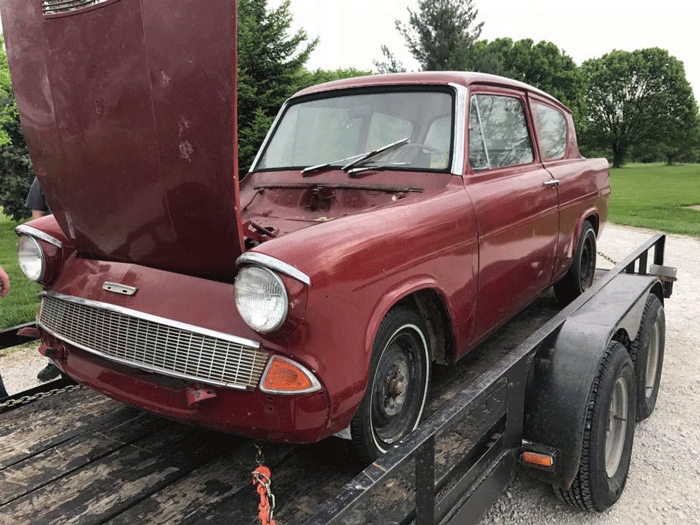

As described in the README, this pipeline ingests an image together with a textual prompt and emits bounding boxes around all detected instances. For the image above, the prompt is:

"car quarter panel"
[546,157,611,281]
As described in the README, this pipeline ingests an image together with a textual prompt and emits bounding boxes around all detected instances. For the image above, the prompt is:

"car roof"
[293,71,570,114]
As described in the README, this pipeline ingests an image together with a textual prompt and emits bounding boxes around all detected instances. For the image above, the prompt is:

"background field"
[1,163,699,328]
[609,163,700,237]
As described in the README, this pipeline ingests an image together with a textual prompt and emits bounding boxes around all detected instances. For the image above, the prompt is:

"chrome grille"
[42,0,114,15]
[39,294,269,389]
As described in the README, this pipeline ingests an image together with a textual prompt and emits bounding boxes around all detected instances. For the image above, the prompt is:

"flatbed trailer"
[0,235,675,524]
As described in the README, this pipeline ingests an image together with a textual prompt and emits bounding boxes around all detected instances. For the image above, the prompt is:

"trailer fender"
[523,274,661,489]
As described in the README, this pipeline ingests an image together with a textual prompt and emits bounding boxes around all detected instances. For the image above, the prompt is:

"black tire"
[554,341,636,512]
[349,306,431,465]
[554,221,597,306]
[630,294,665,421]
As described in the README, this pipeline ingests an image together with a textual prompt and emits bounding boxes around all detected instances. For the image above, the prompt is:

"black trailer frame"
[1,235,673,524]
[305,233,672,525]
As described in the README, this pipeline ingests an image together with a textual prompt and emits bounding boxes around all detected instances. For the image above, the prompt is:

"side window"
[469,94,534,171]
[533,103,567,160]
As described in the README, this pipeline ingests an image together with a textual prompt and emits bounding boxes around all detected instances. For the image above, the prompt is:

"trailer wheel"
[349,306,431,464]
[630,294,665,421]
[554,221,596,306]
[554,341,636,512]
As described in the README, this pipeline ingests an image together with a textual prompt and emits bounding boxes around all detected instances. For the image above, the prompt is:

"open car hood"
[1,0,244,278]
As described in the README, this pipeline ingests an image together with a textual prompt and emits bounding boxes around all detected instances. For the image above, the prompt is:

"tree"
[395,0,483,71]
[470,38,585,127]
[373,45,407,74]
[581,48,700,168]
[0,35,16,146]
[237,0,318,171]
[0,35,34,221]
[302,68,371,86]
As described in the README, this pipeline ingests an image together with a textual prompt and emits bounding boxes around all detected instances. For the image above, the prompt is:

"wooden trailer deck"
[0,293,561,525]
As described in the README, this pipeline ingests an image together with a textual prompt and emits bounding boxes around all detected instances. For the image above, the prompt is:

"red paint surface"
[2,1,610,443]
[1,0,244,278]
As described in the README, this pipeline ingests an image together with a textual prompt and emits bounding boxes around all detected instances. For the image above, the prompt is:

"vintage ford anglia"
[4,1,609,462]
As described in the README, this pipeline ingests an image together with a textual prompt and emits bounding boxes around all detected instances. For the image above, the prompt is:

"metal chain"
[252,467,277,525]
[597,250,618,266]
[0,383,83,410]
[255,442,265,465]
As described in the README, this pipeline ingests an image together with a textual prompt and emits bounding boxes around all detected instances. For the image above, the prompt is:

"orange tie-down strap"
[252,465,277,525]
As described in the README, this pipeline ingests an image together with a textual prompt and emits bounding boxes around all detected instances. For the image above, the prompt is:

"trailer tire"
[554,341,636,512]
[554,221,596,306]
[630,294,665,421]
[349,306,431,465]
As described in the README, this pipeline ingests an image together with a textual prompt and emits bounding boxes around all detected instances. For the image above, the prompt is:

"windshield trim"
[248,99,290,174]
[248,85,462,176]
[449,83,467,176]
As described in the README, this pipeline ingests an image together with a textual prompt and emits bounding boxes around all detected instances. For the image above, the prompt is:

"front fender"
[247,186,478,427]
[362,277,456,364]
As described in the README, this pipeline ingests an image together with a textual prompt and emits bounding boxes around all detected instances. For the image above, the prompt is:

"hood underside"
[1,0,244,277]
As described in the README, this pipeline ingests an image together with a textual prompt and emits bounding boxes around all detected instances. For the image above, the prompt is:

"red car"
[4,1,609,463]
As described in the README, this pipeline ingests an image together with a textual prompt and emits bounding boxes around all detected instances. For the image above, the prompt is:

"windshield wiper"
[347,162,409,177]
[342,138,409,171]
[300,137,409,177]
[301,153,365,176]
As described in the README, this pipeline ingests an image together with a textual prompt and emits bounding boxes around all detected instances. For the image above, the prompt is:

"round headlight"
[235,266,289,333]
[17,235,45,282]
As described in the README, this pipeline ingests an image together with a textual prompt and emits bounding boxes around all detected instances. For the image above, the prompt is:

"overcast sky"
[1,0,698,102]
[270,0,700,102]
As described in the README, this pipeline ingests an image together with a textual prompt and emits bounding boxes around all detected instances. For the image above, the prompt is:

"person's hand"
[0,266,9,297]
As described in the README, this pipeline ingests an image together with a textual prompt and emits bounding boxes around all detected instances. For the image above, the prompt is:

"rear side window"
[469,94,533,171]
[533,103,568,160]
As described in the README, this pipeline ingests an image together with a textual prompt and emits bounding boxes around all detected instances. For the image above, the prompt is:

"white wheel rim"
[370,323,430,453]
[605,376,629,477]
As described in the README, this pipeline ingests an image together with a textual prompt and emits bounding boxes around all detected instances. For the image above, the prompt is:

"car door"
[464,88,560,344]
[530,96,602,281]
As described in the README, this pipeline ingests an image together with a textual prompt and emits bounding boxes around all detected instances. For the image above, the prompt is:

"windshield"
[255,90,454,172]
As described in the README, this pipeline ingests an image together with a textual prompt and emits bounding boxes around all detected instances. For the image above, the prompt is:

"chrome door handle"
[543,179,560,187]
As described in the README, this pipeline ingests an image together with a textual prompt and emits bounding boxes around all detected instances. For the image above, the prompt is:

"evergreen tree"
[395,0,483,71]
[0,35,16,146]
[0,35,34,221]
[237,0,318,172]
[373,45,407,74]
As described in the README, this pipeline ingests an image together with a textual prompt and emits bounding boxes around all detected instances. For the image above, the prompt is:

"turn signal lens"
[260,356,321,394]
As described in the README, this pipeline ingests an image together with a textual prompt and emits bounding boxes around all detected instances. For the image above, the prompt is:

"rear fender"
[523,274,660,488]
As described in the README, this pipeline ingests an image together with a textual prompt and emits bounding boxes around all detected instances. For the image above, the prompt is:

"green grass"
[609,163,700,237]
[0,211,41,329]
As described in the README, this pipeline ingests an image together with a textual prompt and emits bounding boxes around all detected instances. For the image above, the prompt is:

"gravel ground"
[1,224,698,524]
[481,223,700,525]
[0,341,46,396]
